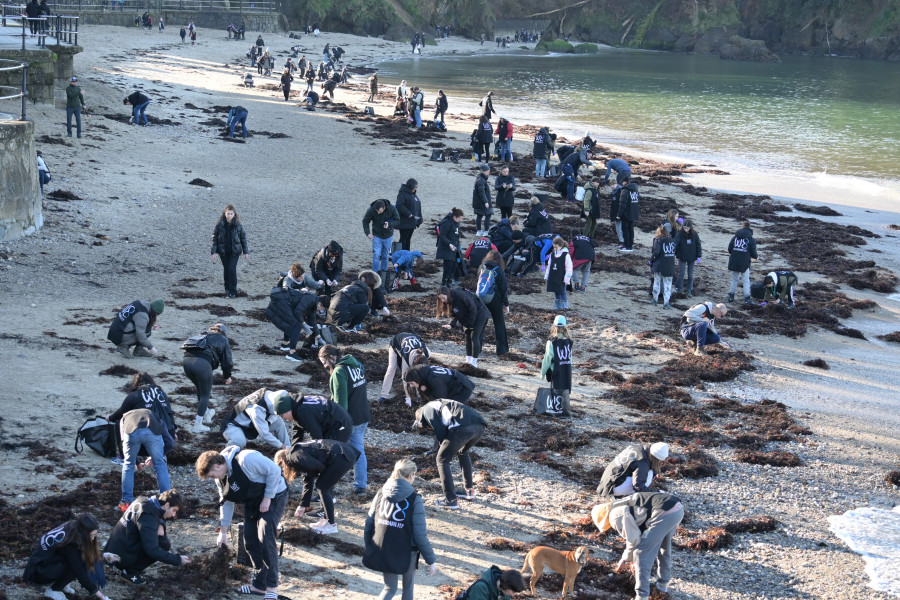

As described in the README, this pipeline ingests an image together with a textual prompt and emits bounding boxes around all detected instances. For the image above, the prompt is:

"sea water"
[375,49,900,200]
[828,506,900,596]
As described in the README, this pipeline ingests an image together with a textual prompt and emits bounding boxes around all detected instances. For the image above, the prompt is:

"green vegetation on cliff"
[535,39,575,53]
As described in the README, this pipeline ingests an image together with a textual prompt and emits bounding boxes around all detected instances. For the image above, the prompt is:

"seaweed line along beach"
[0,24,899,600]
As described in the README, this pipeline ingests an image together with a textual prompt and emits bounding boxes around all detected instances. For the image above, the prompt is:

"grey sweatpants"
[377,551,418,600]
[223,421,290,450]
[729,269,750,297]
[633,504,684,599]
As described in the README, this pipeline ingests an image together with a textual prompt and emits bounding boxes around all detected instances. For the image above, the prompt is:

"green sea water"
[376,48,900,184]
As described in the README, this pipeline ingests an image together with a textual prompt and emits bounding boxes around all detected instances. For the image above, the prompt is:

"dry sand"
[1,25,899,600]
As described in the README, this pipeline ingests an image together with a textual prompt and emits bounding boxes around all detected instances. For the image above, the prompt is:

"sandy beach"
[1,24,899,600]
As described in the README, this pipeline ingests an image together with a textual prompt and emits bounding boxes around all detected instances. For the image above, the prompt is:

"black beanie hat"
[512,230,525,241]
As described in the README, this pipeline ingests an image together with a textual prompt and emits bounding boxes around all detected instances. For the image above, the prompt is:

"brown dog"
[521,545,591,598]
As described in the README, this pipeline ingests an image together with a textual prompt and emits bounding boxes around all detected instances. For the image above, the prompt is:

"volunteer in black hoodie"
[649,225,677,308]
[615,177,640,252]
[523,196,552,237]
[363,199,400,284]
[396,178,423,251]
[181,323,234,433]
[264,280,317,358]
[435,208,464,287]
[309,241,343,301]
[327,272,377,332]
[104,490,190,584]
[475,115,493,162]
[438,285,490,367]
[403,364,475,404]
[479,249,510,355]
[494,164,516,220]
[273,392,353,444]
[211,204,249,298]
[472,163,493,235]
[726,220,758,304]
[415,399,487,509]
[532,126,554,177]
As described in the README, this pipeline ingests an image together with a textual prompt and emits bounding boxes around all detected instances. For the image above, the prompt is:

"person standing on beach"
[124,91,151,126]
[396,178,423,251]
[609,182,625,247]
[581,177,602,238]
[479,91,495,119]
[410,86,425,128]
[65,77,85,138]
[179,26,186,42]
[545,236,573,310]
[673,220,701,297]
[475,116,493,162]
[495,117,513,162]
[649,225,676,309]
[211,204,249,297]
[182,323,233,433]
[190,28,196,45]
[435,89,448,123]
[478,249,510,355]
[726,220,758,305]
[363,199,399,280]
[280,68,293,101]
[539,315,573,416]
[494,165,516,220]
[473,163,493,235]
[569,232,595,292]
[602,157,632,185]
[532,127,554,177]
[367,74,378,102]
[36,151,50,194]
[616,177,640,252]
[318,344,370,496]
[436,208,463,288]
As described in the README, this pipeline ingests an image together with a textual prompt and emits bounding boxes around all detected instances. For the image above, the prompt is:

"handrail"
[0,12,79,47]
[0,57,29,120]
[4,1,281,14]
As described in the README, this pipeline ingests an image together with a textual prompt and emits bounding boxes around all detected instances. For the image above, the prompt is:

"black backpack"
[75,416,117,458]
[181,333,208,350]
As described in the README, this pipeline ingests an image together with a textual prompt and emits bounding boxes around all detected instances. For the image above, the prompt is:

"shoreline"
[1,24,899,600]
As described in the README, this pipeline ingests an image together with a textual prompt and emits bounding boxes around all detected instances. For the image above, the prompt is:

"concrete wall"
[0,118,42,242]
[74,10,285,32]
[0,48,56,105]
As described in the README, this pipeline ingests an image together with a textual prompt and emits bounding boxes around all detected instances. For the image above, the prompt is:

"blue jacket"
[391,250,422,272]
[604,158,631,182]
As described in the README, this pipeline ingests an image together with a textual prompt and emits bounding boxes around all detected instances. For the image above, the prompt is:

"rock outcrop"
[719,35,782,62]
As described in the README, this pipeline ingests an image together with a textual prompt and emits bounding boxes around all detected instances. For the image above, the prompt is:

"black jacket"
[674,230,702,263]
[449,287,489,329]
[329,280,370,320]
[436,94,448,112]
[472,173,492,214]
[406,366,474,400]
[524,203,552,236]
[395,183,422,230]
[416,399,486,442]
[490,219,513,250]
[265,286,317,332]
[435,213,461,260]
[290,440,360,506]
[211,219,248,256]
[532,127,554,159]
[310,243,343,282]
[475,120,493,144]
[494,174,516,209]
[363,200,400,239]
[650,235,676,277]
[184,332,234,379]
[596,444,656,498]
[126,91,150,106]
[616,182,640,221]
[479,95,494,119]
[109,385,177,435]
[289,394,353,443]
[104,496,180,569]
[609,185,622,221]
[727,227,758,272]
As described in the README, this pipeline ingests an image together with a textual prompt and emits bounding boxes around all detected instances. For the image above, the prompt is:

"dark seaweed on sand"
[878,331,900,343]
[723,516,779,533]
[886,471,900,486]
[802,358,830,369]
[734,449,804,467]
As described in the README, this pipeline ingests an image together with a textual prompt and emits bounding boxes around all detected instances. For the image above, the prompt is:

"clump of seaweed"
[734,450,803,467]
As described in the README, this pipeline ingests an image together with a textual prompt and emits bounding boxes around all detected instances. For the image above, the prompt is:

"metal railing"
[0,11,79,47]
[0,57,29,120]
[4,1,280,13]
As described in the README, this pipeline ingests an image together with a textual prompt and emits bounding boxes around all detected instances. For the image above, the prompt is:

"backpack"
[455,579,489,600]
[75,416,117,458]
[476,266,499,304]
[181,333,208,350]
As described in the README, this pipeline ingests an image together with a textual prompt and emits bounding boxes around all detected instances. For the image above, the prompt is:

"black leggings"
[465,309,490,358]
[434,109,445,122]
[183,355,213,417]
[442,259,456,285]
[499,206,513,220]
[622,219,635,250]
[222,253,240,295]
[336,304,369,328]
[315,455,353,523]
[485,295,508,354]
[398,229,414,251]
[475,213,492,233]
[475,143,490,160]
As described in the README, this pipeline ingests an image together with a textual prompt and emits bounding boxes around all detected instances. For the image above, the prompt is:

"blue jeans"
[681,322,720,347]
[498,140,512,161]
[349,422,368,489]
[676,260,695,292]
[413,109,421,128]
[121,427,171,504]
[535,158,547,177]
[132,101,150,125]
[229,110,248,138]
[66,106,82,137]
[562,163,577,201]
[372,236,392,271]
[39,171,50,193]
[554,290,568,309]
[536,239,553,264]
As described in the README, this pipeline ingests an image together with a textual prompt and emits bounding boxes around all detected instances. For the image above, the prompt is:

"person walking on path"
[23,514,114,600]
[226,105,249,139]
[545,236,573,310]
[438,286,490,367]
[673,219,702,297]
[415,399,486,509]
[211,204,249,297]
[107,299,163,359]
[649,225,676,308]
[196,447,288,598]
[727,220,758,304]
[396,178,423,251]
[65,77,85,138]
[181,323,232,433]
[478,250,509,355]
[435,208,463,288]
[319,345,370,495]
[275,439,358,534]
[124,91,151,126]
[378,333,430,405]
[592,492,685,600]
[403,364,475,405]
[680,301,730,355]
[472,163,493,235]
[540,315,573,416]
[615,177,640,252]
[363,459,438,600]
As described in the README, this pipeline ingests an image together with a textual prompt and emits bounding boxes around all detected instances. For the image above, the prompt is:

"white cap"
[650,442,669,461]
[553,315,567,327]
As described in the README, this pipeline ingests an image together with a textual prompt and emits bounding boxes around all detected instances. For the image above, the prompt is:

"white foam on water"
[828,505,900,596]
[889,294,900,303]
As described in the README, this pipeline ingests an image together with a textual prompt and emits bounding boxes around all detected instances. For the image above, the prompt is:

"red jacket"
[569,242,592,270]
[495,121,513,141]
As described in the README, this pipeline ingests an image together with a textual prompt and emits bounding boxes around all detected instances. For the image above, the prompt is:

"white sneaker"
[381,307,391,317]
[202,408,216,424]
[465,356,473,364]
[471,358,478,368]
[312,522,338,535]
[192,421,210,433]
[44,588,66,600]
[62,585,76,595]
